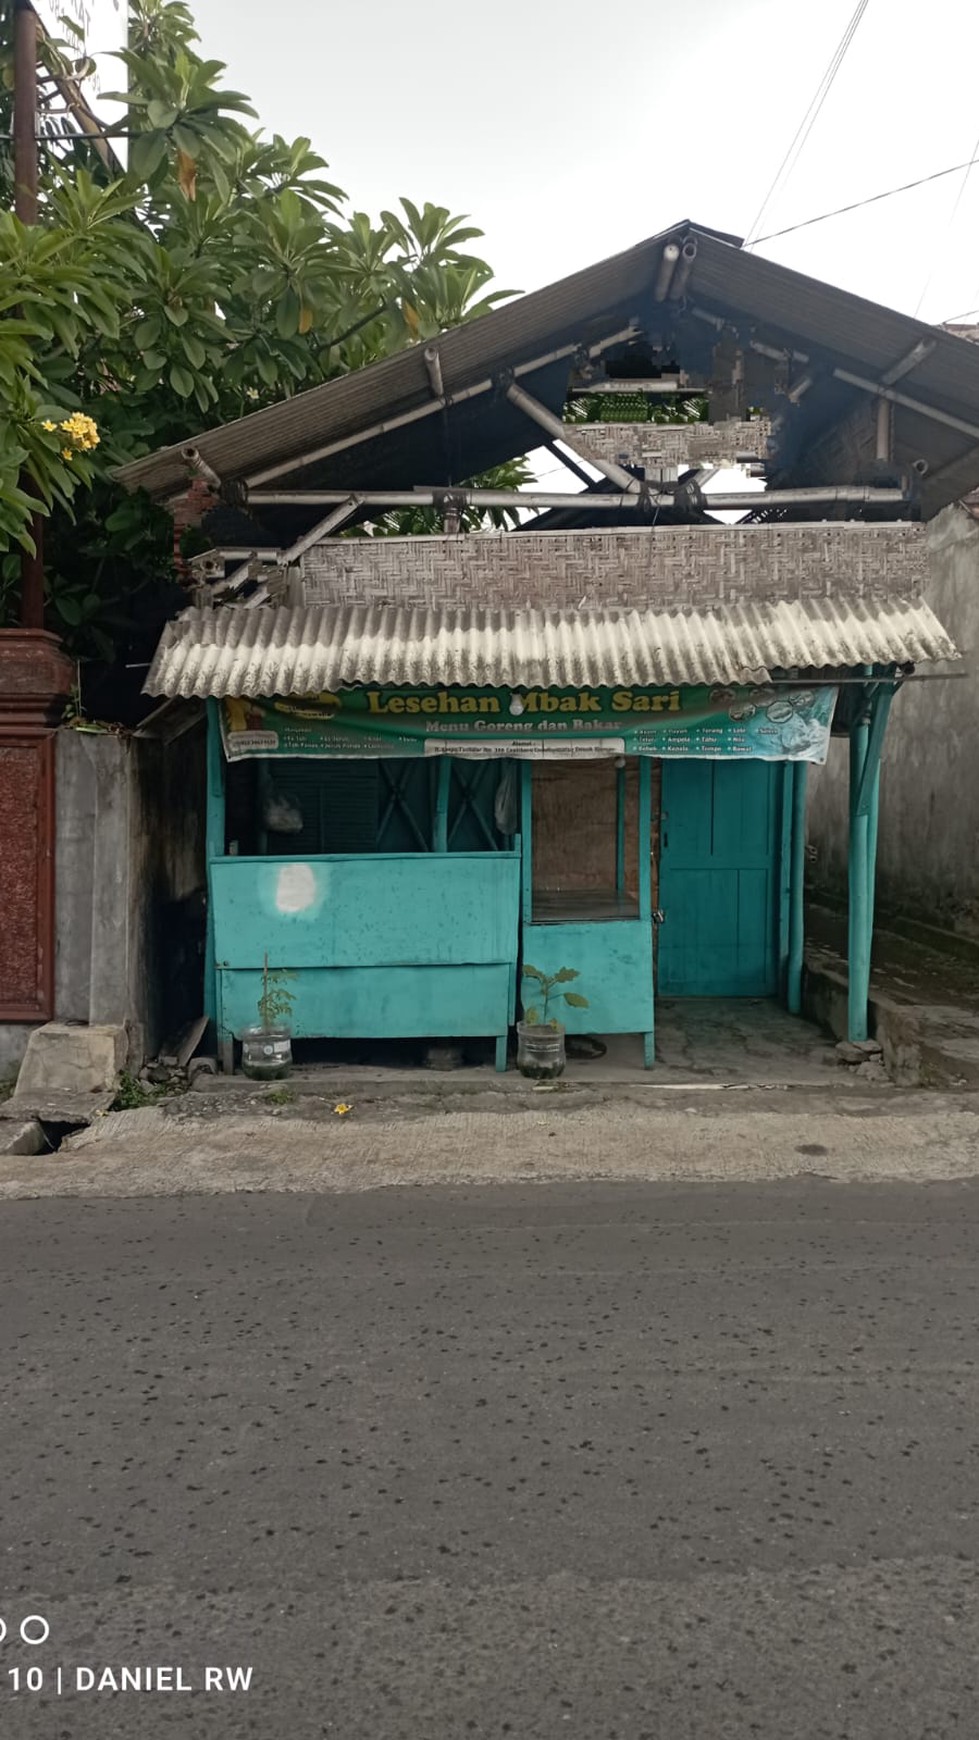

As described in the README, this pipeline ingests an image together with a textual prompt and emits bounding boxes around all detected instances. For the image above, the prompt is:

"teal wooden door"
[658,761,779,996]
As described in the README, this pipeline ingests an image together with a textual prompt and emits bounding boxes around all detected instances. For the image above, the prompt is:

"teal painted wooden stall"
[203,671,899,1070]
[519,761,655,1067]
[205,703,519,1071]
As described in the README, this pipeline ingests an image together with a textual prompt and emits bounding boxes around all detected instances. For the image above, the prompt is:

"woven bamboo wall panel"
[531,759,660,907]
[301,524,926,612]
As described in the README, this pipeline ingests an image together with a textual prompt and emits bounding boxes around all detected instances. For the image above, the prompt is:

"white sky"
[190,0,979,327]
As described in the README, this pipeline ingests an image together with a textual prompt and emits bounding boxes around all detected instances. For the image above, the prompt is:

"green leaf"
[147,100,180,129]
[522,965,544,981]
[523,1007,540,1026]
[181,334,207,370]
[563,992,590,1009]
[130,132,169,183]
[553,967,578,983]
[56,594,84,626]
[275,287,301,338]
[169,363,195,397]
[172,122,203,158]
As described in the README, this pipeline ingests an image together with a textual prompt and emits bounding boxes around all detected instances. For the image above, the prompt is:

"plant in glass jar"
[241,954,296,1081]
[517,966,589,1081]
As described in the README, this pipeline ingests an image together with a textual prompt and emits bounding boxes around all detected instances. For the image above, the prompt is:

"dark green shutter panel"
[264,761,379,854]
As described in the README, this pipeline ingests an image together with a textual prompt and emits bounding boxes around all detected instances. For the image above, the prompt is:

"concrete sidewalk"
[1,1085,978,1198]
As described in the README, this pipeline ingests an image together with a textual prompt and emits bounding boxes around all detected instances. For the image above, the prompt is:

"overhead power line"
[751,154,979,244]
[744,0,872,249]
[913,127,979,317]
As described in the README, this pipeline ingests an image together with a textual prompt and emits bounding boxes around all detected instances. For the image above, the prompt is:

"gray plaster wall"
[808,505,979,936]
[1,722,206,1081]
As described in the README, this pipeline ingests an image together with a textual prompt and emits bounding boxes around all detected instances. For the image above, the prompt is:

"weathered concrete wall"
[808,504,979,936]
[1,724,207,1078]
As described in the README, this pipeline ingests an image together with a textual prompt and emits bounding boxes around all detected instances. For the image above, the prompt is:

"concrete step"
[804,946,979,1089]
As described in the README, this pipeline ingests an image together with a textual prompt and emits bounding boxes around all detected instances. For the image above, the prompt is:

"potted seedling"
[241,953,296,1081]
[517,965,589,1081]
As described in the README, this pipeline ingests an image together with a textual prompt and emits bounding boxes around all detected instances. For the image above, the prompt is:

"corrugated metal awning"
[144,598,957,698]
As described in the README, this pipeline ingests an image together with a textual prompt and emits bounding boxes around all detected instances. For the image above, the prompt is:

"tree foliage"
[0,0,523,664]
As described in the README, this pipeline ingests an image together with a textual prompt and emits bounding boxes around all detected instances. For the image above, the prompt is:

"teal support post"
[847,676,872,1042]
[615,762,627,895]
[777,764,793,999]
[865,753,881,945]
[787,762,808,1016]
[520,762,533,917]
[204,699,227,1050]
[638,756,654,1067]
[858,684,894,961]
[847,677,896,1040]
[434,757,451,851]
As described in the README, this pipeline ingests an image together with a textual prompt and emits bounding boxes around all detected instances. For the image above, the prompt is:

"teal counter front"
[210,852,520,1070]
[519,761,655,1066]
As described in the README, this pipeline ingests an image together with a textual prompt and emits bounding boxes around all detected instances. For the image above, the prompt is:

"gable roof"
[116,219,979,521]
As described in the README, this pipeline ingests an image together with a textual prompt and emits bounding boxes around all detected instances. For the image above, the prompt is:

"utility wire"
[744,0,871,249]
[913,128,979,317]
[752,154,979,244]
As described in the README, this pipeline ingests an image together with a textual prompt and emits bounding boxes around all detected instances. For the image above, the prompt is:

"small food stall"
[197,664,838,1071]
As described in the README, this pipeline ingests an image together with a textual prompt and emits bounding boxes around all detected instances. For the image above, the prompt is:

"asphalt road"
[3,1178,979,1739]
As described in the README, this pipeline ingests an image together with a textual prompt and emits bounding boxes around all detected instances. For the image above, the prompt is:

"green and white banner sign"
[220,684,838,763]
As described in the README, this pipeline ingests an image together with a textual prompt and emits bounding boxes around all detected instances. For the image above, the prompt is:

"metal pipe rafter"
[833,366,979,442]
[880,339,936,386]
[240,325,641,493]
[505,380,642,495]
[246,484,909,512]
[227,498,362,605]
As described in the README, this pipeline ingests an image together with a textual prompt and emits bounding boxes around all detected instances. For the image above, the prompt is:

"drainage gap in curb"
[37,1119,89,1153]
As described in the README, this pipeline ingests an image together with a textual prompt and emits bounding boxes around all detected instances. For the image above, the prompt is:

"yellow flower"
[61,448,74,461]
[58,412,100,452]
[333,1103,352,1116]
[42,419,57,432]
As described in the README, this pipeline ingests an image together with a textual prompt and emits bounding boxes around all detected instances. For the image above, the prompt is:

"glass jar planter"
[240,1025,293,1081]
[516,1021,565,1082]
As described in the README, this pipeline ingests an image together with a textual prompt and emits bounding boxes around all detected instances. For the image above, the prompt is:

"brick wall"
[301,523,926,612]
